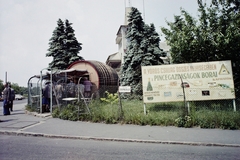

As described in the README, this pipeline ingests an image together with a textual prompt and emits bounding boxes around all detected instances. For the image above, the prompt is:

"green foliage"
[100,91,119,105]
[9,82,27,95]
[121,7,165,97]
[64,19,83,65]
[54,104,78,121]
[46,19,84,70]
[173,104,240,129]
[25,105,38,112]
[46,19,65,70]
[52,107,60,118]
[88,100,119,124]
[220,114,239,130]
[175,116,193,128]
[196,110,240,129]
[161,0,240,96]
[0,80,28,95]
[53,99,240,130]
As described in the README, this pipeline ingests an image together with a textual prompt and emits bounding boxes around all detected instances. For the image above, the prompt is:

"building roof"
[106,52,121,61]
[116,25,128,35]
[106,52,121,69]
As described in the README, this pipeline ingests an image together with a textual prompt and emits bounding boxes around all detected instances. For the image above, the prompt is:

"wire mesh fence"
[28,78,239,113]
[28,82,41,111]
[28,79,119,112]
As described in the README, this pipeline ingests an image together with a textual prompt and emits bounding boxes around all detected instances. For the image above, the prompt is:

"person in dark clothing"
[8,83,15,111]
[42,81,51,112]
[66,80,76,97]
[83,77,92,98]
[1,83,10,115]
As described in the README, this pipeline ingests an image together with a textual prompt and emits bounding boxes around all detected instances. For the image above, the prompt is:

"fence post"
[40,71,43,114]
[187,101,190,114]
[144,103,146,115]
[118,80,124,119]
[50,69,52,114]
[179,74,187,115]
[233,99,236,112]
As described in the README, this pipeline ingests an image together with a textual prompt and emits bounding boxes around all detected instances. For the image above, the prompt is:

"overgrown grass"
[194,109,240,129]
[50,99,240,130]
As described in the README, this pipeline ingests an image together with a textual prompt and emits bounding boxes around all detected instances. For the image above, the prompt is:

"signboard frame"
[142,60,235,103]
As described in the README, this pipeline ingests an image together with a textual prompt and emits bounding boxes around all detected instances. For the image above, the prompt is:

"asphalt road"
[1,98,240,160]
[0,135,240,160]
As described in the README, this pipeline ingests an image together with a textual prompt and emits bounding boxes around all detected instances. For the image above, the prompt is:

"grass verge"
[48,99,240,130]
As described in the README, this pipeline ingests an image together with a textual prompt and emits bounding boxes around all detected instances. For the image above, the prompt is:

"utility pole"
[143,0,145,22]
[125,0,132,7]
[5,72,7,83]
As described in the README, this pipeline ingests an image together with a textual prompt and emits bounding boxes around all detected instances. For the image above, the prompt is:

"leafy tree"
[8,82,27,95]
[46,19,83,70]
[0,80,27,95]
[121,7,165,97]
[161,0,240,96]
[211,0,240,12]
[208,0,240,95]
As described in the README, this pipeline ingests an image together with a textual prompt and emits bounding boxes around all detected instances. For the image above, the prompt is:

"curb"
[25,110,52,118]
[0,130,239,148]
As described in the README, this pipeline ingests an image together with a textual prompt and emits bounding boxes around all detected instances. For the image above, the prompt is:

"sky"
[0,0,203,87]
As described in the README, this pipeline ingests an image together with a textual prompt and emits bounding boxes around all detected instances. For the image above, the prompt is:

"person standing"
[76,78,85,98]
[42,81,51,112]
[66,80,76,97]
[8,83,15,111]
[79,82,85,97]
[2,83,10,115]
[55,84,63,99]
[83,77,92,98]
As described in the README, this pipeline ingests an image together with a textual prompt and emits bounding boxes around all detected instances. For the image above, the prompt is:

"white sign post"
[118,86,131,118]
[119,86,131,93]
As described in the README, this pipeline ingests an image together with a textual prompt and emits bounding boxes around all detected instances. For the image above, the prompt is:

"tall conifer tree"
[46,19,66,69]
[46,19,83,70]
[121,7,165,97]
[65,19,83,64]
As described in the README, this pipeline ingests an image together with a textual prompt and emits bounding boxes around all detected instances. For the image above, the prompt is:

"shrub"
[25,105,38,112]
[100,91,118,105]
[57,104,78,121]
[52,108,60,118]
[220,113,239,130]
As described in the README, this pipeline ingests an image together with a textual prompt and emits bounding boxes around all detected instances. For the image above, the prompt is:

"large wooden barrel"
[67,60,119,96]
